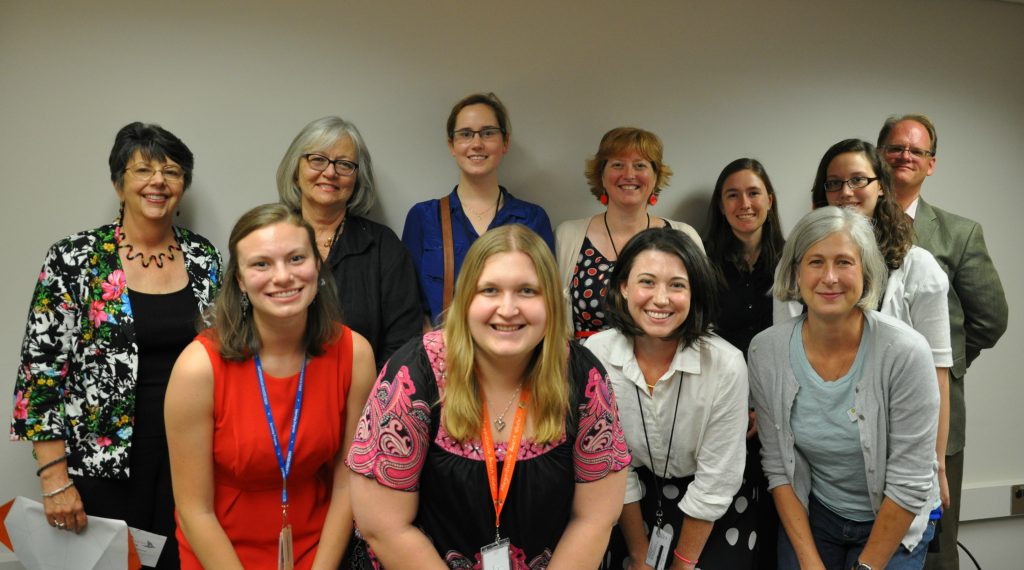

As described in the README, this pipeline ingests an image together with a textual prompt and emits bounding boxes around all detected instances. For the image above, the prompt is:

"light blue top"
[748,310,939,551]
[790,317,873,521]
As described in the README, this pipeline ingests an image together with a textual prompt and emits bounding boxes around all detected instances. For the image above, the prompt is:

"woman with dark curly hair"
[816,139,951,515]
[780,138,953,515]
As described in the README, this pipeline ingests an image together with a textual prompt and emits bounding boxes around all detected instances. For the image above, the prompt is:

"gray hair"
[773,206,887,311]
[276,116,377,217]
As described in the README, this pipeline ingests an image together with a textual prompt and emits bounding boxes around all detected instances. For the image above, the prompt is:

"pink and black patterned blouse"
[347,331,630,569]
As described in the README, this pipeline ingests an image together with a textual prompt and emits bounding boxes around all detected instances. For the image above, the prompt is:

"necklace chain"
[493,384,522,432]
[602,212,650,258]
[322,217,347,249]
[462,189,502,218]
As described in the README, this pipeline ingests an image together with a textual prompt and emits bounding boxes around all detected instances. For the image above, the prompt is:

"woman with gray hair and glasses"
[277,116,422,369]
[749,207,938,570]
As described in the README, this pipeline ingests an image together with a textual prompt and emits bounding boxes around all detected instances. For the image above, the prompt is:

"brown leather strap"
[440,196,455,313]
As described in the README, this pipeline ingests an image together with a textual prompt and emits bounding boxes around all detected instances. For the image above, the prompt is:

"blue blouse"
[401,186,555,322]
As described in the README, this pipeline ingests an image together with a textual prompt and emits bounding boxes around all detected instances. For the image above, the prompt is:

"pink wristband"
[673,549,697,565]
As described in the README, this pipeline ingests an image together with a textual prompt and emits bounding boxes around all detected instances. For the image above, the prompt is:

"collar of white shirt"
[600,330,703,389]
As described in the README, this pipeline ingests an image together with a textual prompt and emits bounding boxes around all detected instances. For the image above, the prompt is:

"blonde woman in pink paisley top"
[348,224,631,569]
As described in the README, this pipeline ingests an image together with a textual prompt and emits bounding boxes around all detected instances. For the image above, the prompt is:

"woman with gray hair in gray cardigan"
[748,206,938,570]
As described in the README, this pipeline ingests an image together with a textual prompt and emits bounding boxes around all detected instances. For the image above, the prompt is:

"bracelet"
[673,550,697,565]
[36,455,68,476]
[42,480,74,498]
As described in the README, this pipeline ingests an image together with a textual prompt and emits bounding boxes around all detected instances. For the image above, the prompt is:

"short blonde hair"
[584,127,673,201]
[442,225,570,443]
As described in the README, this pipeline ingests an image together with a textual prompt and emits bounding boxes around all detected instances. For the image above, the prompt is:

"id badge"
[645,524,674,570]
[481,537,511,570]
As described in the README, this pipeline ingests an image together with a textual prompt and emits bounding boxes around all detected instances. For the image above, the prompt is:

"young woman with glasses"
[402,92,555,324]
[779,139,953,518]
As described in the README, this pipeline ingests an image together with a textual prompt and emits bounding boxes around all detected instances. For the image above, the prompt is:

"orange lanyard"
[480,388,530,536]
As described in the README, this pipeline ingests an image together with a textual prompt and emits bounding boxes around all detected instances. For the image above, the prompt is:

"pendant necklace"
[492,384,522,432]
[322,217,346,249]
[118,229,181,269]
[603,212,650,258]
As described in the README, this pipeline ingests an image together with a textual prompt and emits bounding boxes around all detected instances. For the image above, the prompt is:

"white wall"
[2,0,1021,566]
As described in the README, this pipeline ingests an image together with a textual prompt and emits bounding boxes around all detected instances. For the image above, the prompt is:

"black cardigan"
[326,215,423,369]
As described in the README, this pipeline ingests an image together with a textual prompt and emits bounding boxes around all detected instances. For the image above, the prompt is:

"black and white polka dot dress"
[602,465,762,569]
[570,236,613,337]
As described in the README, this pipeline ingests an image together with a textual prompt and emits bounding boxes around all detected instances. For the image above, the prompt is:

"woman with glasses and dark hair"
[277,116,422,368]
[402,92,555,324]
[166,203,376,569]
[779,139,953,515]
[752,207,939,570]
[556,127,703,341]
[350,224,629,569]
[584,227,748,570]
[10,122,221,568]
[702,157,786,568]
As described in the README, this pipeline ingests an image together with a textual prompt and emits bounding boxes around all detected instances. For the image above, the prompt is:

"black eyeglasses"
[303,154,358,176]
[881,145,934,159]
[450,127,505,143]
[823,177,878,192]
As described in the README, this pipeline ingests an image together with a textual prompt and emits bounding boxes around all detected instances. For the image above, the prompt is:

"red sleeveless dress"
[178,327,353,569]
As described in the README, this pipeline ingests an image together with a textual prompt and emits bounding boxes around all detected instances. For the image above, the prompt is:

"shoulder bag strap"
[439,196,455,313]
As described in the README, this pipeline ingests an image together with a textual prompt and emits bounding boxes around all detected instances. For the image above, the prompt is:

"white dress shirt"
[584,329,749,521]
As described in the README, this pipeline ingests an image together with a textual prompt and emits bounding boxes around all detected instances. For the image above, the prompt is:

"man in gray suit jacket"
[878,115,1009,570]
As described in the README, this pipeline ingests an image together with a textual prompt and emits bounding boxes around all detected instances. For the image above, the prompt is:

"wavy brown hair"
[810,139,911,270]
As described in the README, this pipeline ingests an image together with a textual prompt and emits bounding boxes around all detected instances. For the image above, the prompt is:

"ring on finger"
[55,520,66,528]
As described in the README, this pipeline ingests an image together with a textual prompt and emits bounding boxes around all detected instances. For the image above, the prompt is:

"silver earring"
[240,292,250,312]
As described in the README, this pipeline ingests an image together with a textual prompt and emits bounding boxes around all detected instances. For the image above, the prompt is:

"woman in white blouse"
[585,227,749,570]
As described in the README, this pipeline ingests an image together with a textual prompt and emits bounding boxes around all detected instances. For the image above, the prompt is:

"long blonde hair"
[442,225,570,443]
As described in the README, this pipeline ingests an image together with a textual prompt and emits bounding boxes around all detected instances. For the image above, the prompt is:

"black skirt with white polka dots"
[602,464,764,569]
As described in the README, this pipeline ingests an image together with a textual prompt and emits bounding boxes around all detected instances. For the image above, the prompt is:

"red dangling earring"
[599,193,609,205]
[648,194,658,206]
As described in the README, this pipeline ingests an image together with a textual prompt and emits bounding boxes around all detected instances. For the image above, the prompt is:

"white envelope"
[2,496,139,570]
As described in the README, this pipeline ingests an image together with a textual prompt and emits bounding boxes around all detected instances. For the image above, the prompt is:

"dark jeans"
[778,495,935,570]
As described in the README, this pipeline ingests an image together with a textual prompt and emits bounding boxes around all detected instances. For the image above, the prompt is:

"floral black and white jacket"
[11,223,222,479]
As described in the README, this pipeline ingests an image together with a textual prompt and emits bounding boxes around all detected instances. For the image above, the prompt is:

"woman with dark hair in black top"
[703,158,786,569]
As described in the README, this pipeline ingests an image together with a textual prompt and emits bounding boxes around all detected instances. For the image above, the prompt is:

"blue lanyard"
[254,354,307,506]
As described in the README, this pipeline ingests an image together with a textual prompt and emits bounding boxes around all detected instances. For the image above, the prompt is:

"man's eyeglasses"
[881,145,934,159]
[303,154,358,176]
